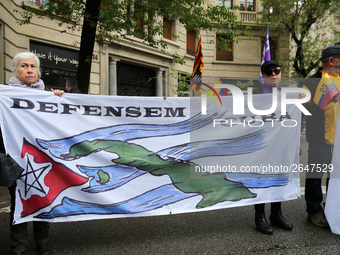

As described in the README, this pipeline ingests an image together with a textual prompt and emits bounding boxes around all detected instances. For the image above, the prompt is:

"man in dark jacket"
[65,77,81,93]
[301,45,340,228]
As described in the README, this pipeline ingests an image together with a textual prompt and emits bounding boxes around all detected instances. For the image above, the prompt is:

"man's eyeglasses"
[264,69,281,76]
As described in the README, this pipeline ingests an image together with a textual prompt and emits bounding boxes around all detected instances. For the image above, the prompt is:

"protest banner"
[0,85,301,224]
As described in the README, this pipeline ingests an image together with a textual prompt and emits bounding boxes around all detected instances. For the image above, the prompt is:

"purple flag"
[260,25,271,84]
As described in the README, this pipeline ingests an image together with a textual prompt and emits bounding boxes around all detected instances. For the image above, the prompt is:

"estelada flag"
[192,35,204,77]
[191,35,204,96]
[313,73,340,110]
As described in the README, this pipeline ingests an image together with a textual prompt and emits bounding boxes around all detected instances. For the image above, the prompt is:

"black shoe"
[12,252,25,255]
[255,213,273,235]
[37,243,51,255]
[270,211,293,230]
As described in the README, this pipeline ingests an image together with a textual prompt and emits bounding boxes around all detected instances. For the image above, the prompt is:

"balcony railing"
[240,11,257,23]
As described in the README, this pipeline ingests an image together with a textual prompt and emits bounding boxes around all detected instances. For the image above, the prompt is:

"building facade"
[0,0,289,96]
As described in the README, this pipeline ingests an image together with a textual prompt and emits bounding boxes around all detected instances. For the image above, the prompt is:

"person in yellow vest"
[301,45,340,228]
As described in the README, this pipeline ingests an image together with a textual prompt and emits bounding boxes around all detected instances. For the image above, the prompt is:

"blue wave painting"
[37,111,227,159]
[157,130,265,161]
[37,184,197,219]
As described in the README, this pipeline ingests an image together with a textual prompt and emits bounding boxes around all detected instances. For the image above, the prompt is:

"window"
[187,31,196,56]
[133,2,146,39]
[117,62,156,96]
[163,18,172,40]
[126,3,153,39]
[135,18,144,38]
[240,0,255,11]
[216,0,233,9]
[216,35,233,61]
[30,41,79,90]
[29,0,45,6]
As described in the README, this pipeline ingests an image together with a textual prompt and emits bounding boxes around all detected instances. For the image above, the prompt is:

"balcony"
[214,0,260,24]
[239,11,257,23]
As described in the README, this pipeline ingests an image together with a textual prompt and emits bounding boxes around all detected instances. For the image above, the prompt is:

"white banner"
[0,85,301,224]
[325,109,340,235]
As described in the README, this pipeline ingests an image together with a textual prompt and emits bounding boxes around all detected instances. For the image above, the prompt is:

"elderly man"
[301,45,340,228]
[65,77,81,93]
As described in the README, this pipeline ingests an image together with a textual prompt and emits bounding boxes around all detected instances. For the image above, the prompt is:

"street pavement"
[0,133,339,255]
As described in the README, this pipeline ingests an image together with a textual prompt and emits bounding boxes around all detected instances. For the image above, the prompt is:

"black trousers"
[254,202,281,214]
[9,185,49,252]
[305,143,332,214]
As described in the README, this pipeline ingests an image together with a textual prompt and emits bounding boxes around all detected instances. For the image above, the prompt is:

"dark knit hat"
[321,45,340,60]
[261,60,281,74]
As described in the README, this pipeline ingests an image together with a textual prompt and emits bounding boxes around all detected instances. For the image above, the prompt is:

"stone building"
[0,0,289,96]
[288,8,340,77]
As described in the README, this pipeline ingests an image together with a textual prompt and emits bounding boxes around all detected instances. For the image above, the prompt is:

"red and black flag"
[191,35,204,96]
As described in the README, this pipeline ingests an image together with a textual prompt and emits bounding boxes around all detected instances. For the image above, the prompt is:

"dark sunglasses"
[264,69,281,76]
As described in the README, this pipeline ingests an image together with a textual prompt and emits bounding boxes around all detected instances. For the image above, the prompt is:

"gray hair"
[12,52,41,78]
[66,77,77,87]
